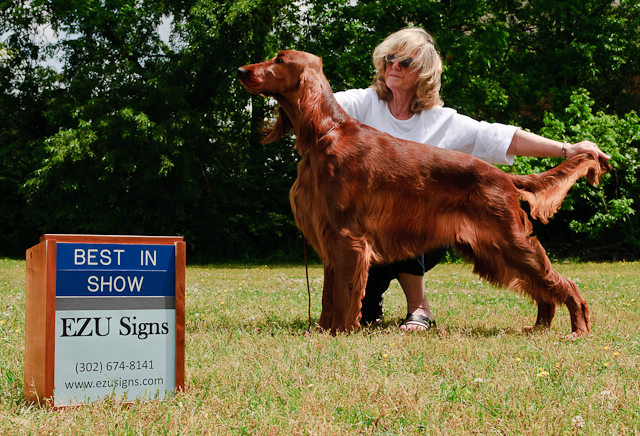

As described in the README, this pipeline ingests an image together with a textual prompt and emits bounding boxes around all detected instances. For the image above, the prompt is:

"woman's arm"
[507,129,610,160]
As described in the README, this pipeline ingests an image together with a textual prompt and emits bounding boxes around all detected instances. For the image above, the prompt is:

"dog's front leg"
[318,231,372,333]
[318,266,335,330]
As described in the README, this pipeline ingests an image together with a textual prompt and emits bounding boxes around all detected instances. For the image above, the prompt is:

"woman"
[333,27,609,331]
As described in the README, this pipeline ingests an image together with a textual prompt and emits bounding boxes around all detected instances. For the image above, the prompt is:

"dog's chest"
[289,156,345,236]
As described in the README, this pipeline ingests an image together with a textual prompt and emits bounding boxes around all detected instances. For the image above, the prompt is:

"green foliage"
[1,0,639,260]
[503,89,639,258]
[537,90,639,258]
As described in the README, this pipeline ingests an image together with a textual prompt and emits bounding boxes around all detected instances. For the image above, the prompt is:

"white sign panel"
[54,309,175,405]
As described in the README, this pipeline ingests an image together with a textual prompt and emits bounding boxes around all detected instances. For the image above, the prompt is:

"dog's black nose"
[237,67,249,78]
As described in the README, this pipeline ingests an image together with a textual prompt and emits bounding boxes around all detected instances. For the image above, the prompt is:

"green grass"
[1,258,639,434]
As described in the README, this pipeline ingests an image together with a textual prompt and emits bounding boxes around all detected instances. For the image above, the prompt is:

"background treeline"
[1,0,639,262]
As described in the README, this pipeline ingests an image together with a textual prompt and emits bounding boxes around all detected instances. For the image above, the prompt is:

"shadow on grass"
[202,317,319,336]
[363,318,520,338]
[438,324,520,338]
[203,316,520,338]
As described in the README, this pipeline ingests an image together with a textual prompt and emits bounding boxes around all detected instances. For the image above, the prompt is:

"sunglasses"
[385,54,414,68]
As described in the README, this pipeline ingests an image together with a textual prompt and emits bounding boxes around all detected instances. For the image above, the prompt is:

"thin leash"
[303,236,312,331]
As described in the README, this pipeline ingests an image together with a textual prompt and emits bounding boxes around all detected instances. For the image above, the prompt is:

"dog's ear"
[298,68,324,110]
[297,68,334,146]
[261,106,293,144]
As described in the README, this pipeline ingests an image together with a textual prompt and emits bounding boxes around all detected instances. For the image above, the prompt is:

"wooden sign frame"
[24,234,185,406]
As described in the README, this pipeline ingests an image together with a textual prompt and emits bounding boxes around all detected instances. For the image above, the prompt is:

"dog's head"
[238,50,323,99]
[238,50,337,146]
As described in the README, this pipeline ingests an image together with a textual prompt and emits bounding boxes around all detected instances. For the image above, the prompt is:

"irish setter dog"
[238,50,610,338]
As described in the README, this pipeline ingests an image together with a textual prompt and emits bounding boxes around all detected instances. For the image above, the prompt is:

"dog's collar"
[299,122,341,158]
[318,122,340,141]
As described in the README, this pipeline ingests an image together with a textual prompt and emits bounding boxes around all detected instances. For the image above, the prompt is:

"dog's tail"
[511,153,611,224]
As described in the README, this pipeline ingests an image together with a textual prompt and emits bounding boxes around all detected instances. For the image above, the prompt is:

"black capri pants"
[360,246,448,323]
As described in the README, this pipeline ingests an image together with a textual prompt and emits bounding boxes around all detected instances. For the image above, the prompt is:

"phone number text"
[75,360,155,374]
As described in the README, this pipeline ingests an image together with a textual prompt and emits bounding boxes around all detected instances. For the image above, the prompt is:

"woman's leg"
[398,273,433,320]
[360,247,448,329]
[360,264,393,324]
[398,246,448,331]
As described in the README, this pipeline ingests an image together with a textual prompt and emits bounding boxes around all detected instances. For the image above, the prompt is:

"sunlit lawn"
[1,258,638,434]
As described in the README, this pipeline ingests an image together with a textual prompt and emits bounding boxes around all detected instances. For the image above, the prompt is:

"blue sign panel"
[56,243,175,297]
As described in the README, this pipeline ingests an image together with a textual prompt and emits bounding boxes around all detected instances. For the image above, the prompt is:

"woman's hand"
[566,140,610,161]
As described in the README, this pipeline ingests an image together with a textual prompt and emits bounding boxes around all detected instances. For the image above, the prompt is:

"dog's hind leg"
[453,215,590,338]
[521,280,589,338]
[511,235,590,338]
[562,279,590,339]
[522,300,556,332]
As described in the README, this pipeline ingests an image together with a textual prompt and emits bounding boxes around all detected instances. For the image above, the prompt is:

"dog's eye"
[274,57,284,64]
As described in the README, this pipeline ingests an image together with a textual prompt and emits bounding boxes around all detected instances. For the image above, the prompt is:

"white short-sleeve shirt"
[334,88,518,165]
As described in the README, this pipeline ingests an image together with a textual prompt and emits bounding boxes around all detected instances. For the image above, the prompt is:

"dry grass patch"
[1,259,639,433]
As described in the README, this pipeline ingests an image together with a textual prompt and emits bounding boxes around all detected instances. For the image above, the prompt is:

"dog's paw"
[564,330,589,341]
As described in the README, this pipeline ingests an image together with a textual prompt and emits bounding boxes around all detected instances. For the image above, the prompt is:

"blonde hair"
[371,27,443,112]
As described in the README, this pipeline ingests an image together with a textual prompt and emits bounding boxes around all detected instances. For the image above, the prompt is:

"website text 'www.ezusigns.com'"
[64,376,165,391]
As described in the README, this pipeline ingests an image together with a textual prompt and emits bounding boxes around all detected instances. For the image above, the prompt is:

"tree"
[1,0,639,260]
[0,1,61,254]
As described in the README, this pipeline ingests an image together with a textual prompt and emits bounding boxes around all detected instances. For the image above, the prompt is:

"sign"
[24,235,185,407]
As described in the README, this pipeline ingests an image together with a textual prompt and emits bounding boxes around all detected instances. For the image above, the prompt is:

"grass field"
[1,258,638,434]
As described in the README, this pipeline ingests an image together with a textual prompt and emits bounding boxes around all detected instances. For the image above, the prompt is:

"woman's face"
[384,54,419,95]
